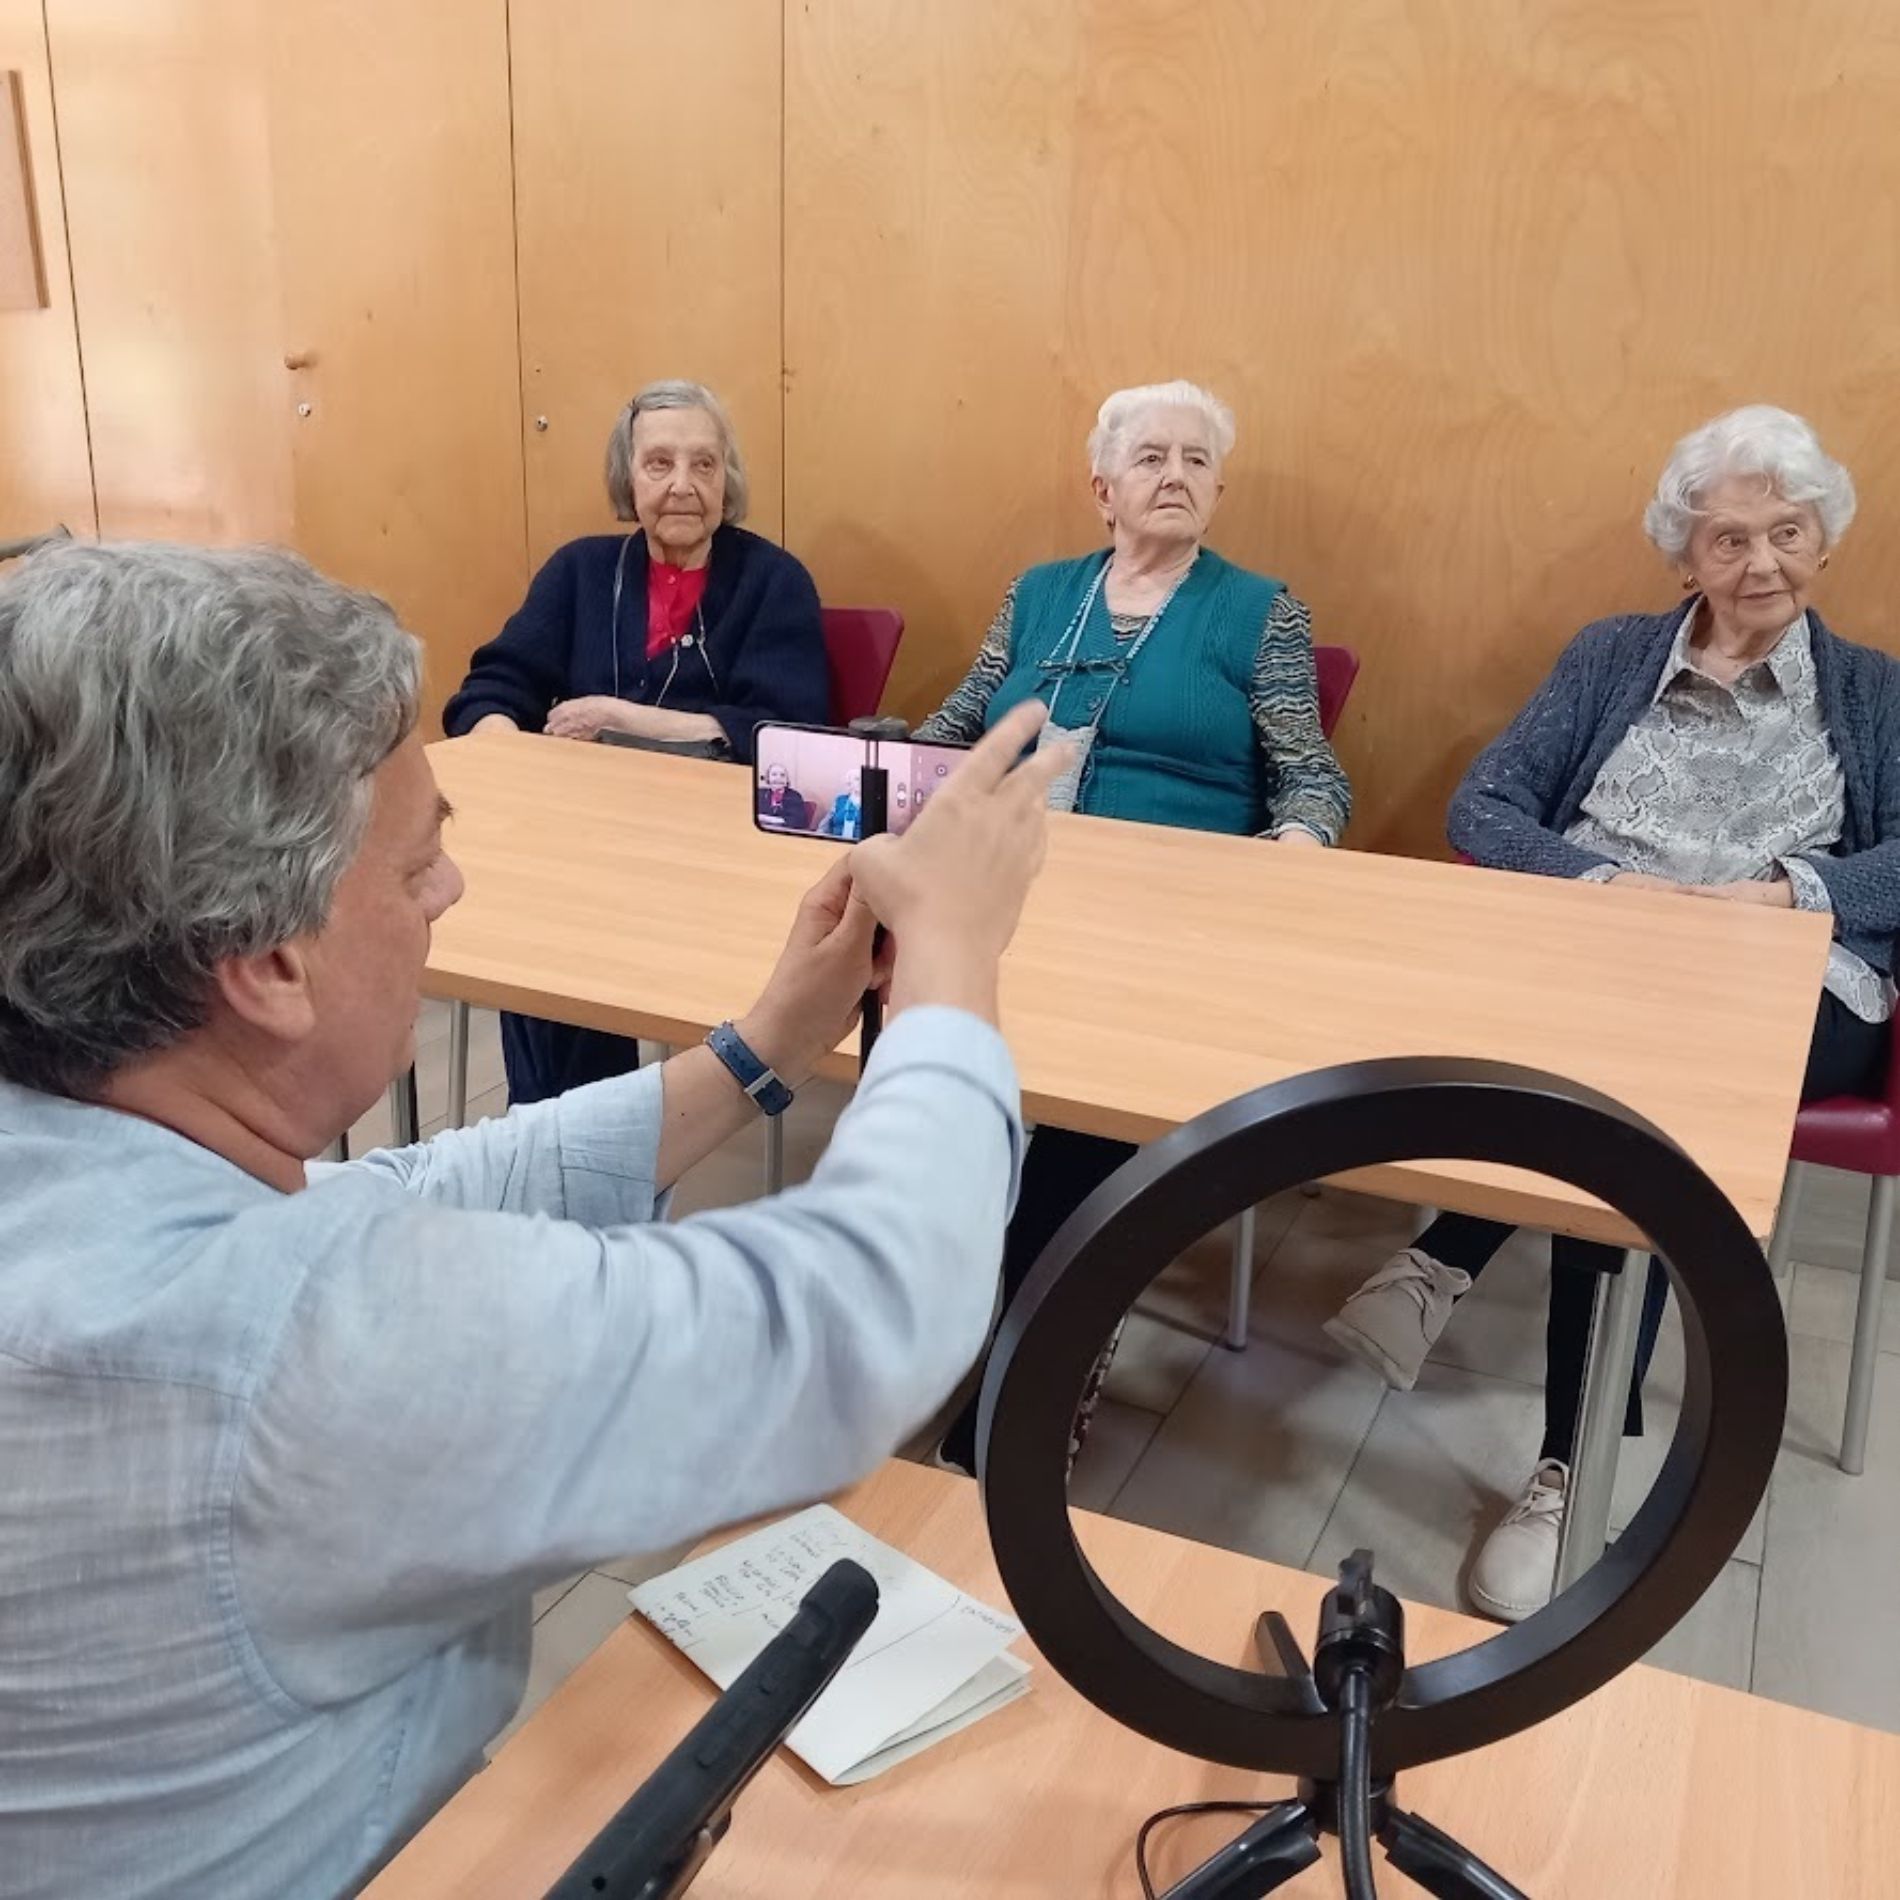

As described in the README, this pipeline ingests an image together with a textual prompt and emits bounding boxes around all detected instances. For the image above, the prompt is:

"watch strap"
[704,1021,795,1117]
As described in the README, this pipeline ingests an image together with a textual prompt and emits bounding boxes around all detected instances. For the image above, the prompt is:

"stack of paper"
[628,1503,1031,1785]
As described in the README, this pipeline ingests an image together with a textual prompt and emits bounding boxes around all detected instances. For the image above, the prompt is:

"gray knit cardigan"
[1447,606,1900,978]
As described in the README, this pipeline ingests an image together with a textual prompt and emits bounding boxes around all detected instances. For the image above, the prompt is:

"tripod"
[1155,1552,1528,1900]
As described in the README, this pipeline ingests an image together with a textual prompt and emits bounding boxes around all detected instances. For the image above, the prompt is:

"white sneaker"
[1322,1247,1472,1390]
[1468,1460,1567,1623]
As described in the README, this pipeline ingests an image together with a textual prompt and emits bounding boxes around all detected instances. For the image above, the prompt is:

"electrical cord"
[1133,1801,1276,1899]
[1337,1666,1379,1900]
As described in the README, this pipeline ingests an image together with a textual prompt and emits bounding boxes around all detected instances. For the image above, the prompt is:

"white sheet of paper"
[629,1503,1028,1784]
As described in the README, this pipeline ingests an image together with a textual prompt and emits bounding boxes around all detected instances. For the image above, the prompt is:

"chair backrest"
[822,607,906,726]
[1313,644,1360,740]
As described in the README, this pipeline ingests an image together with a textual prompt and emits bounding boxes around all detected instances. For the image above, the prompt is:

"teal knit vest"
[986,547,1284,834]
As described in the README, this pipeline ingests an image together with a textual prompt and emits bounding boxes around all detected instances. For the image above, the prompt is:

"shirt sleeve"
[232,1008,1022,1707]
[440,546,578,737]
[915,581,1018,742]
[1250,592,1352,844]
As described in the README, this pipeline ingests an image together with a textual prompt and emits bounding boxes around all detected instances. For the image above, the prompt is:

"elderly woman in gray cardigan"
[1324,404,1900,1624]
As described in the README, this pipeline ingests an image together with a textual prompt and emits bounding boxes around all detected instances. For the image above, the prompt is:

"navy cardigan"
[442,527,827,761]
[1448,605,1900,978]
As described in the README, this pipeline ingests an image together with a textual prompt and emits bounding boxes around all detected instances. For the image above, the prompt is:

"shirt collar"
[1653,600,1812,704]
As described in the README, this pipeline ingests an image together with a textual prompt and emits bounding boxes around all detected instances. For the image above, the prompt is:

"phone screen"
[752,724,969,841]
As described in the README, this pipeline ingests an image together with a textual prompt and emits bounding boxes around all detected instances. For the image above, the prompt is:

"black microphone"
[542,1558,880,1900]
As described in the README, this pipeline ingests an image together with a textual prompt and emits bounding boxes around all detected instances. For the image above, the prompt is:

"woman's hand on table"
[1684,877,1796,908]
[543,698,724,747]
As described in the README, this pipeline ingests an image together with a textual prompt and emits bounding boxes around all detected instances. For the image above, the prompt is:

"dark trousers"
[1416,992,1887,1465]
[939,1126,1139,1471]
[501,1012,641,1107]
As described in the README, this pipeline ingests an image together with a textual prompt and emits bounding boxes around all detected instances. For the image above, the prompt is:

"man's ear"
[213,939,318,1043]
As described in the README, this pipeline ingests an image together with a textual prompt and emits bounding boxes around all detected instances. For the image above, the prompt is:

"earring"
[1821,554,1831,570]
[1681,575,1697,592]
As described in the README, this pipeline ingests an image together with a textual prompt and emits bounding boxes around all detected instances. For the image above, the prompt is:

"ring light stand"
[977,1057,1787,1897]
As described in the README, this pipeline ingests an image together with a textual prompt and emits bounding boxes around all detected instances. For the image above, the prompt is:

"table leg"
[387,1066,420,1148]
[1841,1174,1894,1476]
[1765,1160,1804,1281]
[1225,1207,1256,1350]
[764,1114,785,1195]
[1555,1248,1649,1594]
[447,1000,470,1129]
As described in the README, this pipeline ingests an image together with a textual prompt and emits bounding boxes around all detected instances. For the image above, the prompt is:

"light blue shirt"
[0,1007,1020,1899]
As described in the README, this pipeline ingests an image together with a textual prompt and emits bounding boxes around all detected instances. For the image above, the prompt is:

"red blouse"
[646,559,711,660]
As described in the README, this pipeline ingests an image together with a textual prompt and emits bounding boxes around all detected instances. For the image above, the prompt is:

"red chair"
[1767,1047,1897,1474]
[822,606,905,725]
[1226,642,1362,1347]
[1313,644,1360,740]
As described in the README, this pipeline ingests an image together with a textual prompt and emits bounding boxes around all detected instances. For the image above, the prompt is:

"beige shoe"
[1323,1247,1471,1391]
[1468,1460,1567,1623]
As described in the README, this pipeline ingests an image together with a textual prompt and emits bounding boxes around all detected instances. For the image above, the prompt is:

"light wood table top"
[425,734,1829,1246]
[367,1459,1900,1898]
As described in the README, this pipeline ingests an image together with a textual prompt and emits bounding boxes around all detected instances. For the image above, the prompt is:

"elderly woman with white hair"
[928,378,1351,1472]
[1325,403,1900,1623]
[443,379,827,1102]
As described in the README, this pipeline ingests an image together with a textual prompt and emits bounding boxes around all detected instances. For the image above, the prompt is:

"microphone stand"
[1159,1551,1527,1900]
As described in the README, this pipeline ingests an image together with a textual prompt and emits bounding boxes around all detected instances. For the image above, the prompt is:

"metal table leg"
[387,1066,420,1147]
[447,1000,470,1128]
[1765,1160,1804,1281]
[764,1113,785,1194]
[1225,1206,1257,1350]
[1555,1248,1649,1594]
[1841,1174,1894,1475]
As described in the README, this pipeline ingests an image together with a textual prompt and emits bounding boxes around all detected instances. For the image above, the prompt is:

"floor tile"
[494,1572,637,1749]
[1641,1557,1759,1692]
[1788,1261,1900,1359]
[1068,1398,1165,1514]
[592,1540,698,1590]
[1109,1296,1387,1573]
[1307,1364,1548,1628]
[532,1575,583,1623]
[1754,1335,1900,1734]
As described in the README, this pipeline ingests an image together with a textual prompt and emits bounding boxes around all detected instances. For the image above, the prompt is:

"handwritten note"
[629,1503,1030,1784]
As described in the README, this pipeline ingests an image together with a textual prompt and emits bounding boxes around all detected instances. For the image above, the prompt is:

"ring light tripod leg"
[1556,1249,1648,1593]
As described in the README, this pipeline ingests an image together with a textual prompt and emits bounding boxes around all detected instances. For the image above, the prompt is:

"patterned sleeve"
[1250,590,1352,844]
[914,580,1019,742]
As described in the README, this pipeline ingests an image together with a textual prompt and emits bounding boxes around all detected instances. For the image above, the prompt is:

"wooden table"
[418,734,1830,1578]
[365,1461,1900,1898]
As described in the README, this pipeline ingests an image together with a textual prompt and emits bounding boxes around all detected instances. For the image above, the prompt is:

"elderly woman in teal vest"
[928,378,1351,1471]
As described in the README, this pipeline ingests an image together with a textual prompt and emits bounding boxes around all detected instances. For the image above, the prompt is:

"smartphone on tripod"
[751,722,970,843]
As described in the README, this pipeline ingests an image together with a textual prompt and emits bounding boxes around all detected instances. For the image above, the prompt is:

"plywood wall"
[42,0,526,733]
[786,0,1900,854]
[0,0,94,542]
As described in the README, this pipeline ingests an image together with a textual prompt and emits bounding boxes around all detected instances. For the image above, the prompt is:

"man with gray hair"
[0,540,1065,1899]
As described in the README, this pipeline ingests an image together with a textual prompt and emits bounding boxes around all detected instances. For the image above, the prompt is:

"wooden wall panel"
[49,0,291,544]
[264,1,526,736]
[0,0,93,540]
[46,0,525,734]
[787,0,1900,856]
[510,0,783,568]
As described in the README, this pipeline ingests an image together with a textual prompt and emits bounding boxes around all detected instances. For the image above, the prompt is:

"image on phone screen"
[752,724,969,841]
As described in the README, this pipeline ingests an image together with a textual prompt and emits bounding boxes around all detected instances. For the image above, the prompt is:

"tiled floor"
[402,1006,1900,1741]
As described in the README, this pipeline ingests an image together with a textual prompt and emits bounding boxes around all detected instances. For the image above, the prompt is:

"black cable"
[1133,1800,1275,1899]
[1338,1667,1379,1900]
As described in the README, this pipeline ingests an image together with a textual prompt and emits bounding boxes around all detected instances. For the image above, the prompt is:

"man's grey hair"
[0,541,420,1099]
[1087,380,1237,479]
[603,379,750,526]
[1644,404,1857,561]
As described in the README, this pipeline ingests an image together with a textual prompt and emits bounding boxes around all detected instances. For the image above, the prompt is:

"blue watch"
[705,1021,795,1117]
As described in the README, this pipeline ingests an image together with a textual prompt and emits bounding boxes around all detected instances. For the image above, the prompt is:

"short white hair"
[1087,380,1236,478]
[1643,404,1856,561]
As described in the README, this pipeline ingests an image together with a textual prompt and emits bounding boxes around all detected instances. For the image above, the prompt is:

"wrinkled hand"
[738,855,893,1085]
[849,700,1075,1020]
[544,696,633,742]
[1685,878,1795,908]
[1608,872,1686,894]
[1272,828,1326,849]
